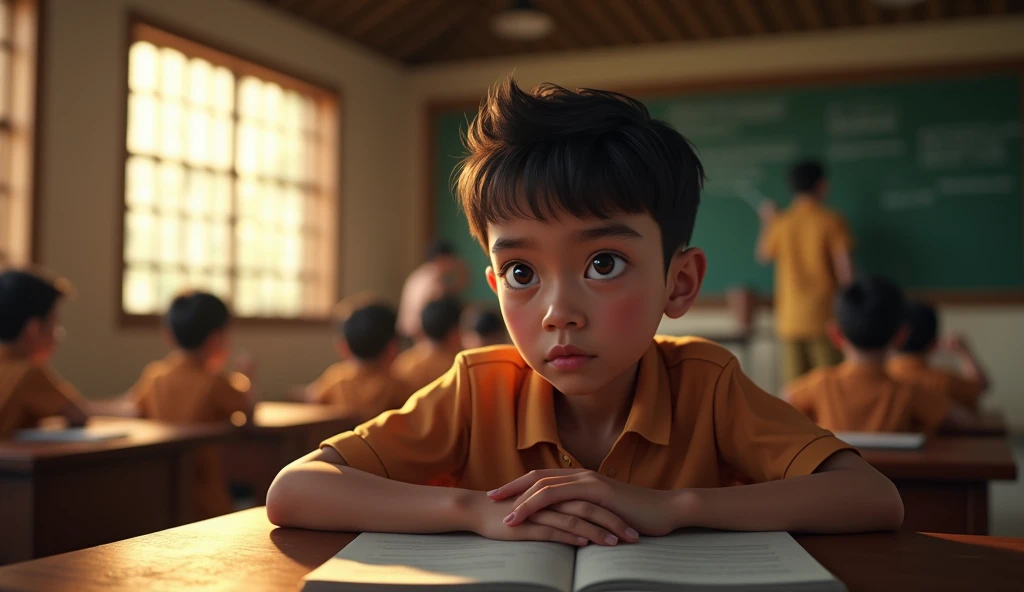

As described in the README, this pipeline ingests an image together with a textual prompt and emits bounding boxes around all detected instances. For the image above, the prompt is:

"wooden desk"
[859,437,1018,535]
[223,402,357,504]
[939,412,1009,437]
[0,418,234,564]
[0,508,1021,591]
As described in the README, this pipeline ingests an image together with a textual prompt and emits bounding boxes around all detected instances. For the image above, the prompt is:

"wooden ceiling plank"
[374,0,452,50]
[345,0,420,40]
[666,0,713,39]
[927,0,945,19]
[732,0,767,34]
[535,0,606,47]
[859,0,881,24]
[602,0,661,42]
[990,0,1008,13]
[797,0,824,28]
[640,0,688,41]
[320,0,378,29]
[831,0,854,26]
[575,1,635,45]
[764,0,796,31]
[702,0,738,35]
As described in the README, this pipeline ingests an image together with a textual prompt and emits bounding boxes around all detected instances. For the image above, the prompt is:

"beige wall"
[405,16,1024,430]
[40,0,410,398]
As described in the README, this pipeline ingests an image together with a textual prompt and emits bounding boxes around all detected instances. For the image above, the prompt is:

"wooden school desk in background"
[223,402,358,505]
[0,417,235,564]
[860,436,1018,535]
[0,507,1021,591]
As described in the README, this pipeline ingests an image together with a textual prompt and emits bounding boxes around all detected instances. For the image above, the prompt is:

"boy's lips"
[546,344,596,370]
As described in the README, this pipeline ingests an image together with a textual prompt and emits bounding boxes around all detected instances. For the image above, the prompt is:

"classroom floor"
[991,436,1024,537]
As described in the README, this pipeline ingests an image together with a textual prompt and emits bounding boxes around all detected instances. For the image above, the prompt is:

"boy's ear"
[485,266,498,295]
[663,248,707,319]
[333,337,351,359]
[826,320,845,349]
[890,324,910,350]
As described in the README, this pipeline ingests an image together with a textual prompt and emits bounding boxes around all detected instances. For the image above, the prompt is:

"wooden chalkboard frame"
[423,59,1024,307]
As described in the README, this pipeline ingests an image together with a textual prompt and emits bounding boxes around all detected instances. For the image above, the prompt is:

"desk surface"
[0,417,233,472]
[0,508,1021,591]
[250,401,355,432]
[858,436,1018,481]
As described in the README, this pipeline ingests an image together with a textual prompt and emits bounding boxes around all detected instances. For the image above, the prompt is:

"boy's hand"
[488,469,677,536]
[467,492,636,547]
[940,334,968,353]
[757,200,778,223]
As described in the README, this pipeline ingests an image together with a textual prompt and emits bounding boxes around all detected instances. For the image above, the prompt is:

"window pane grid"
[124,32,334,319]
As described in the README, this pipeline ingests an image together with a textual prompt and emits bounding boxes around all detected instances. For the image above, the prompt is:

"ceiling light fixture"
[491,0,554,42]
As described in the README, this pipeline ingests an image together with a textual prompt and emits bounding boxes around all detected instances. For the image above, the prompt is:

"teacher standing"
[756,160,855,385]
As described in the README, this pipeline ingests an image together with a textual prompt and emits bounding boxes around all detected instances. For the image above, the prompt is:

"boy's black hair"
[165,291,230,351]
[422,295,463,343]
[471,308,505,337]
[899,301,939,354]
[0,270,66,343]
[790,159,826,194]
[425,239,455,262]
[339,303,397,361]
[835,275,906,351]
[456,76,705,272]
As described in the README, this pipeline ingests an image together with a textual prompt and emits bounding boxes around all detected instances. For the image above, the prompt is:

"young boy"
[786,276,980,435]
[756,160,855,384]
[392,295,464,392]
[0,270,89,438]
[306,296,413,423]
[267,78,903,546]
[887,301,989,411]
[127,291,255,519]
[461,307,509,350]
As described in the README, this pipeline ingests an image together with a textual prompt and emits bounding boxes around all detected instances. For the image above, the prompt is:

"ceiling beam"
[765,0,796,31]
[732,0,767,34]
[665,0,713,39]
[639,0,688,41]
[859,0,881,25]
[602,0,660,43]
[344,0,420,41]
[796,0,823,28]
[702,0,739,36]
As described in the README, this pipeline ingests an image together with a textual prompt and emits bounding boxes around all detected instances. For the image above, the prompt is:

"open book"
[834,431,926,450]
[302,531,845,592]
[15,426,129,443]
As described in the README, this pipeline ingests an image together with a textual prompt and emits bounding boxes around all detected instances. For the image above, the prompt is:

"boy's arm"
[267,446,635,546]
[943,335,990,394]
[754,202,778,265]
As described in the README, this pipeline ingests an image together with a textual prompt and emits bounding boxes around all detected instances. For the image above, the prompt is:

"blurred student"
[887,301,989,411]
[0,270,89,438]
[461,307,508,350]
[757,160,854,383]
[786,275,983,435]
[306,296,413,423]
[125,291,255,519]
[393,295,462,391]
[397,240,469,342]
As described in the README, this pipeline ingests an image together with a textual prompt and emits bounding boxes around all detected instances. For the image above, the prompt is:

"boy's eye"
[585,253,627,280]
[503,263,538,288]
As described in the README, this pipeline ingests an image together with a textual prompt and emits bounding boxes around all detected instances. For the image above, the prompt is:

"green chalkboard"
[430,71,1023,302]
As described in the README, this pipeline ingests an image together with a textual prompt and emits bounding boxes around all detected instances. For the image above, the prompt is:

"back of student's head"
[834,275,906,351]
[165,291,230,351]
[425,239,455,262]
[340,303,397,361]
[0,270,65,344]
[422,295,463,343]
[900,301,939,354]
[457,75,705,272]
[790,159,826,194]
[463,307,507,349]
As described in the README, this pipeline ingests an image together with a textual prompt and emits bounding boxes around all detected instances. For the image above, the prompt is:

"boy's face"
[25,305,63,365]
[485,211,704,397]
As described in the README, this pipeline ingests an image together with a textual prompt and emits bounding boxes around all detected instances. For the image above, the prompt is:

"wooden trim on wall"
[420,59,1024,307]
[28,0,44,264]
[116,12,343,327]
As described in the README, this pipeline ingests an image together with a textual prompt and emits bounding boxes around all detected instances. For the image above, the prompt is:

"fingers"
[487,469,584,500]
[507,481,603,525]
[553,501,639,543]
[528,510,617,546]
[512,475,579,507]
[510,522,589,547]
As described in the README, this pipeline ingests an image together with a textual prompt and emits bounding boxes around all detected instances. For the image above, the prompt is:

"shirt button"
[608,468,617,478]
[562,454,571,466]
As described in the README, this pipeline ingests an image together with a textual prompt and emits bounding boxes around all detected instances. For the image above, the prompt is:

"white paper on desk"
[14,426,129,442]
[835,431,926,450]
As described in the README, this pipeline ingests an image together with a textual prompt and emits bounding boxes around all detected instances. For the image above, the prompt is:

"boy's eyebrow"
[490,236,536,254]
[573,222,644,242]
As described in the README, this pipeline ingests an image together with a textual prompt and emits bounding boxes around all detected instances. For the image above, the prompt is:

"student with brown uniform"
[757,160,854,384]
[0,270,89,438]
[392,295,464,392]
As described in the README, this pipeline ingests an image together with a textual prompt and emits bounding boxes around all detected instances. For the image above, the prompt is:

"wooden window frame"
[118,16,341,326]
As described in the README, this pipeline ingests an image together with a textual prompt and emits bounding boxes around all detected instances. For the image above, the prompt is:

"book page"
[15,427,129,442]
[303,533,575,591]
[573,531,842,592]
[834,431,926,450]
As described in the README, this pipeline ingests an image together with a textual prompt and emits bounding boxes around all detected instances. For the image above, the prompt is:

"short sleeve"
[911,386,950,435]
[19,367,82,419]
[320,355,471,485]
[829,215,854,253]
[210,373,249,419]
[714,359,854,482]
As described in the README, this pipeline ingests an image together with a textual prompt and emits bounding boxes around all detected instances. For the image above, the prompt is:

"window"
[0,0,39,268]
[123,23,338,320]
